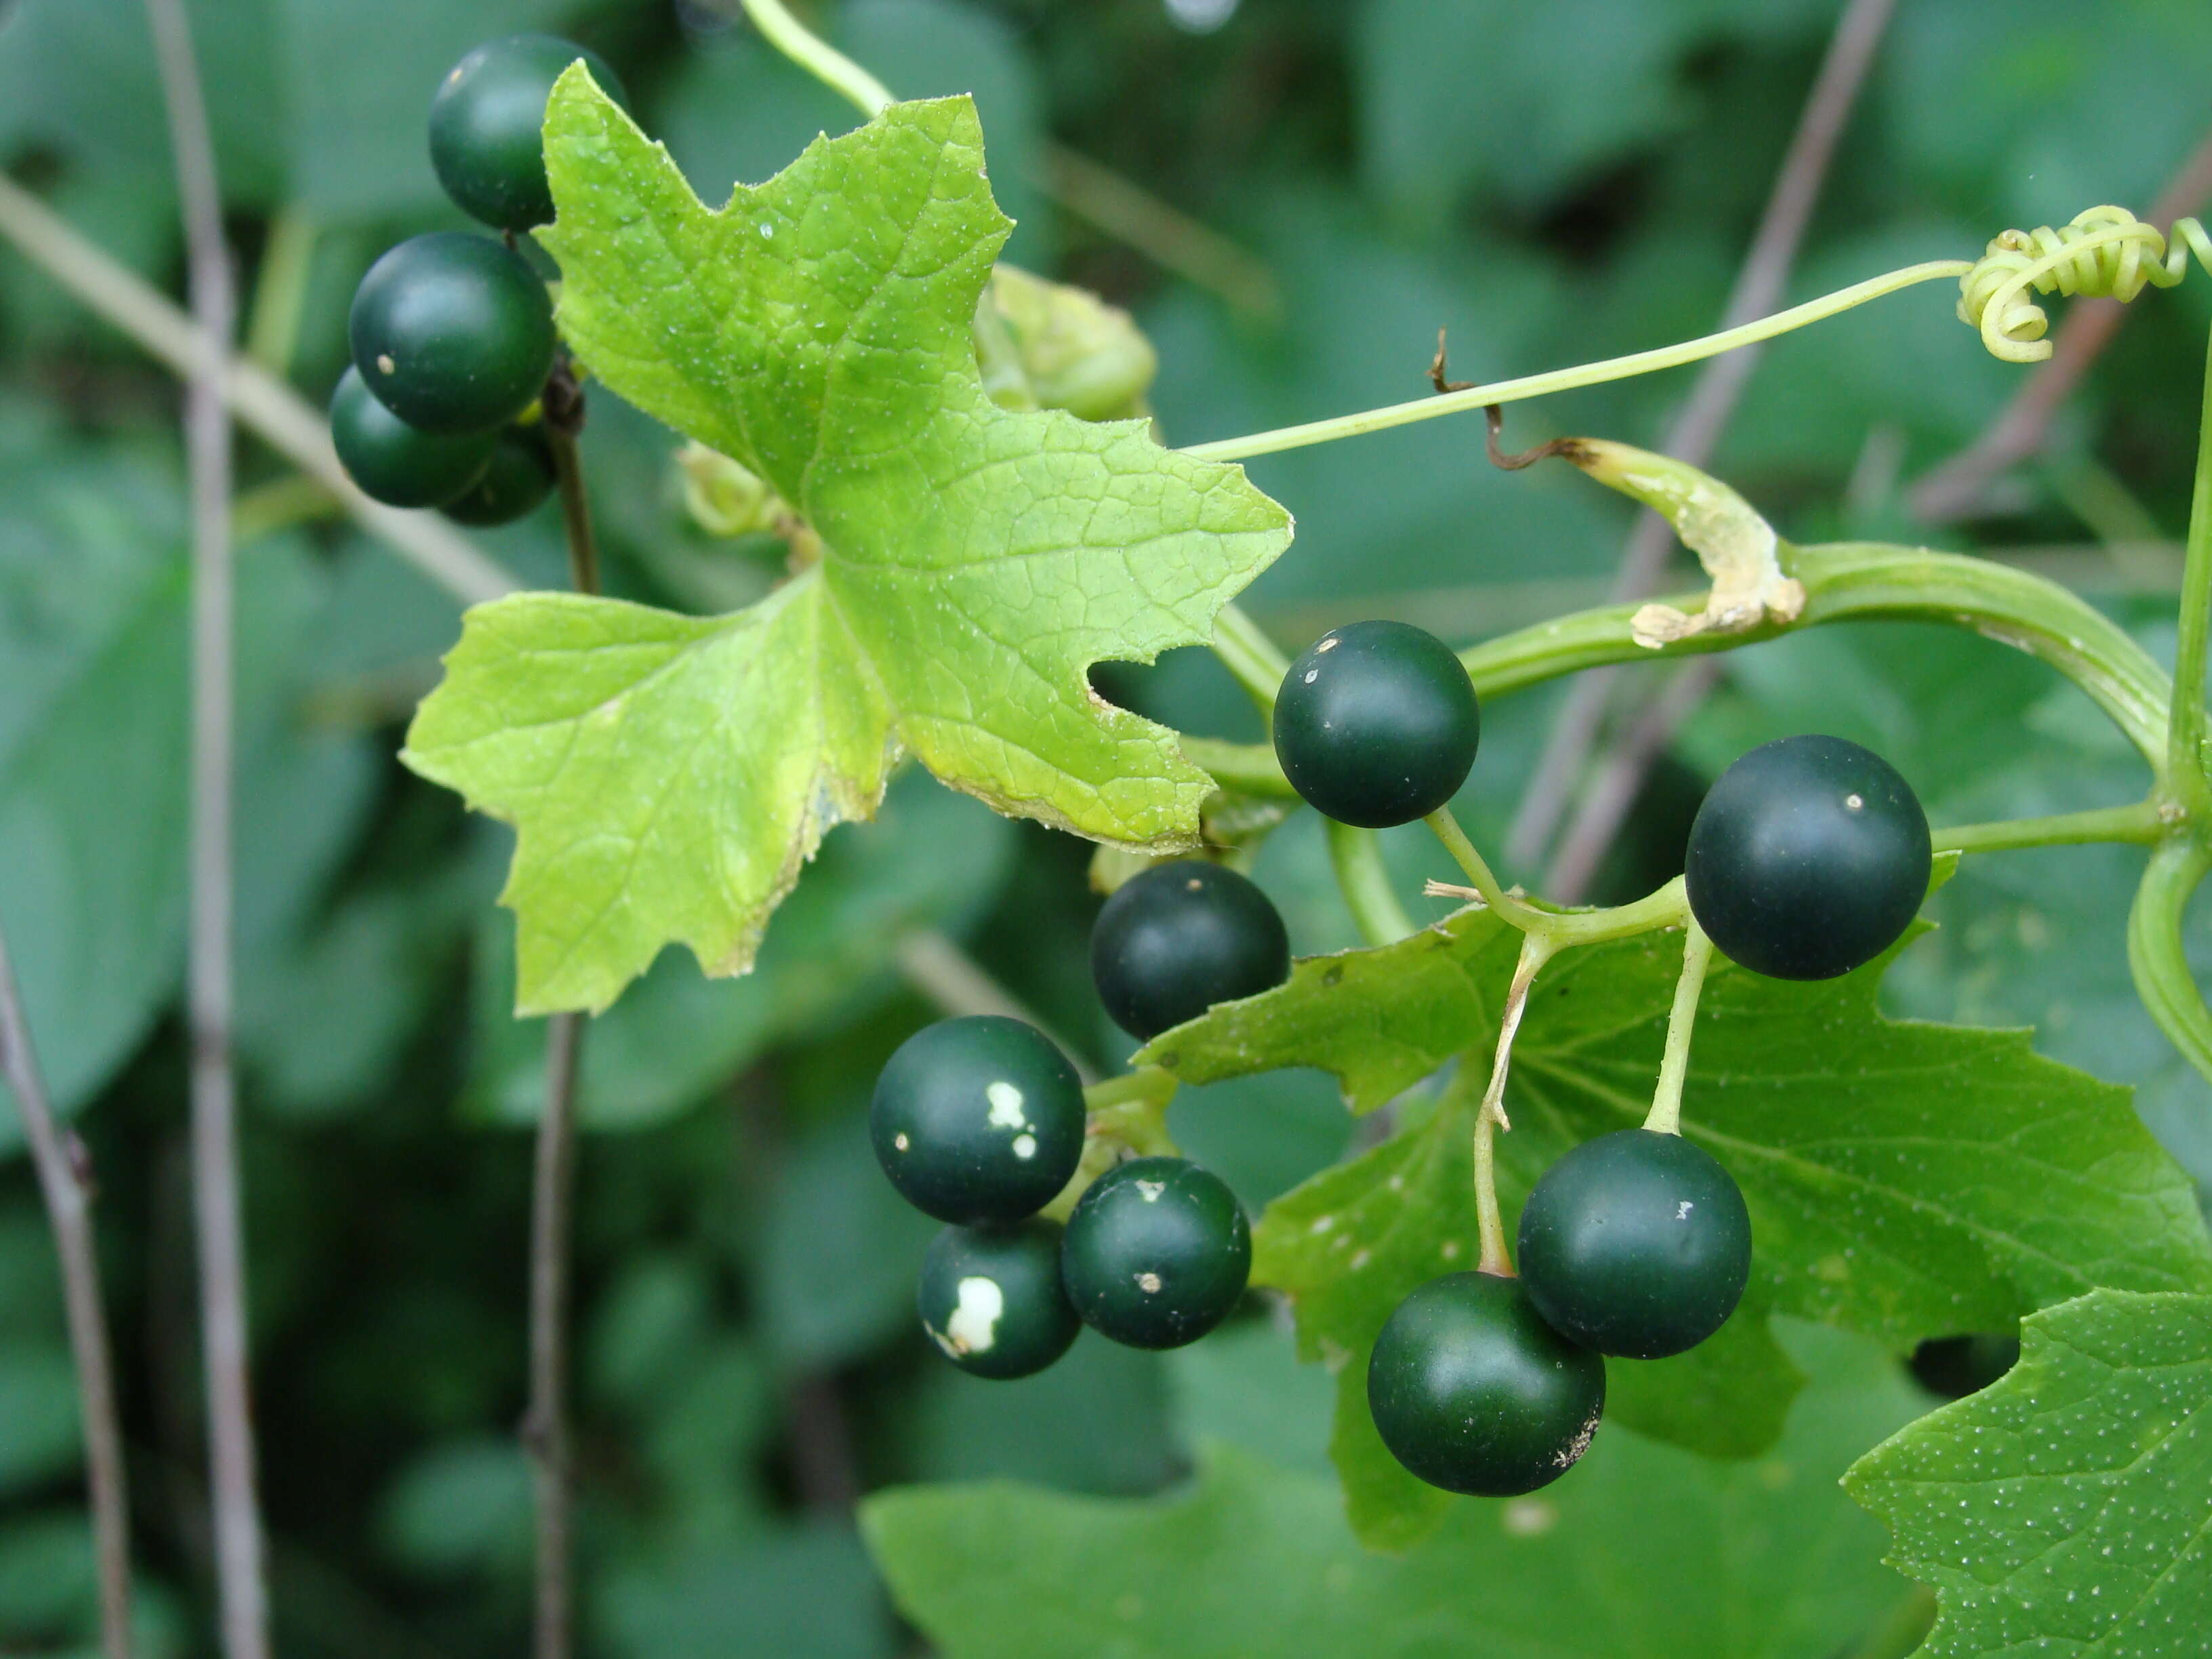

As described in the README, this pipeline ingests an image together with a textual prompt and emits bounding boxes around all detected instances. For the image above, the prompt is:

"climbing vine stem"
[2167,322,2212,814]
[1181,262,1969,464]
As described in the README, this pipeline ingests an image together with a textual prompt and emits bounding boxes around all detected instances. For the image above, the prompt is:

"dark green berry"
[870,1017,1086,1225]
[916,1221,1080,1380]
[327,366,493,508]
[1684,733,1931,981]
[441,423,556,525]
[1090,861,1289,1041]
[348,232,556,434]
[1516,1129,1752,1359]
[1060,1156,1249,1349]
[430,35,629,232]
[1367,1271,1605,1496]
[1273,621,1481,828]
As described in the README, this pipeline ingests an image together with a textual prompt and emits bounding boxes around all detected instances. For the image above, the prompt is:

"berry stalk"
[1643,923,1715,1137]
[1473,935,1553,1277]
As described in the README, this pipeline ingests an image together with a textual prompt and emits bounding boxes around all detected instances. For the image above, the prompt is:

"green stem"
[2168,324,2212,815]
[1473,935,1553,1277]
[1934,801,2169,854]
[2127,836,2212,1082]
[1179,735,1294,796]
[1537,877,1690,949]
[1083,1067,1179,1113]
[1424,806,1542,928]
[1180,262,1969,465]
[1210,601,1289,710]
[242,205,316,378]
[739,0,893,119]
[1643,922,1713,1136]
[1327,821,1417,946]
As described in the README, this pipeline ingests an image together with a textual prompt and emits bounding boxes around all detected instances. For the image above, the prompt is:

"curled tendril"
[1961,205,2212,363]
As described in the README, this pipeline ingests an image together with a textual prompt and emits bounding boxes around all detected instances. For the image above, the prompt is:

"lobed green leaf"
[1845,1289,2212,1656]
[1158,914,2212,1547]
[405,75,1289,1013]
[864,1324,1925,1657]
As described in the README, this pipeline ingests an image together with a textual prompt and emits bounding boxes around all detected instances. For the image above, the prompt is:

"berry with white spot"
[916,1221,1080,1380]
[1368,1271,1606,1496]
[1090,860,1290,1040]
[870,1017,1086,1225]
[1060,1156,1249,1349]
[1271,621,1481,828]
[1516,1128,1751,1358]
[1684,733,1930,981]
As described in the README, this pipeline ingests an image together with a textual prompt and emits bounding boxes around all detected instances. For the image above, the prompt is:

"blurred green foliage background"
[0,0,2208,1652]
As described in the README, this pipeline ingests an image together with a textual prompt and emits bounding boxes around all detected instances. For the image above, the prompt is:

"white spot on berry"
[1185,877,1204,891]
[1136,1271,1162,1293]
[937,1275,1004,1356]
[1845,793,1864,811]
[1676,1200,1694,1220]
[1135,1180,1166,1202]
[893,1132,909,1152]
[1303,668,1319,684]
[375,353,396,375]
[1553,1410,1601,1469]
[1317,636,1339,652]
[1012,1133,1038,1160]
[985,1081,1028,1130]
[760,222,775,238]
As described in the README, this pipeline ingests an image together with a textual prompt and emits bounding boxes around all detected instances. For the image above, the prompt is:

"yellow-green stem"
[1643,922,1713,1136]
[2168,325,2212,816]
[1473,936,1552,1276]
[1424,806,1541,928]
[1210,602,1290,710]
[738,0,893,117]
[1327,821,1417,945]
[1934,801,2168,855]
[1181,262,1969,464]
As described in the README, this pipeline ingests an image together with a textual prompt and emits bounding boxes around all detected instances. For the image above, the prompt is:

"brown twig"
[1429,328,1473,394]
[522,1010,583,1659]
[1481,403,1587,471]
[1504,0,1898,879]
[143,1,269,1654]
[1906,126,2212,523]
[521,370,598,1659]
[0,173,516,607]
[0,921,134,1658]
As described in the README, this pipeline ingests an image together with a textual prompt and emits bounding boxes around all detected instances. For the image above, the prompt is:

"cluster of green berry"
[329,36,630,524]
[1275,622,1930,1496]
[871,1010,1254,1377]
[874,857,1297,1377]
